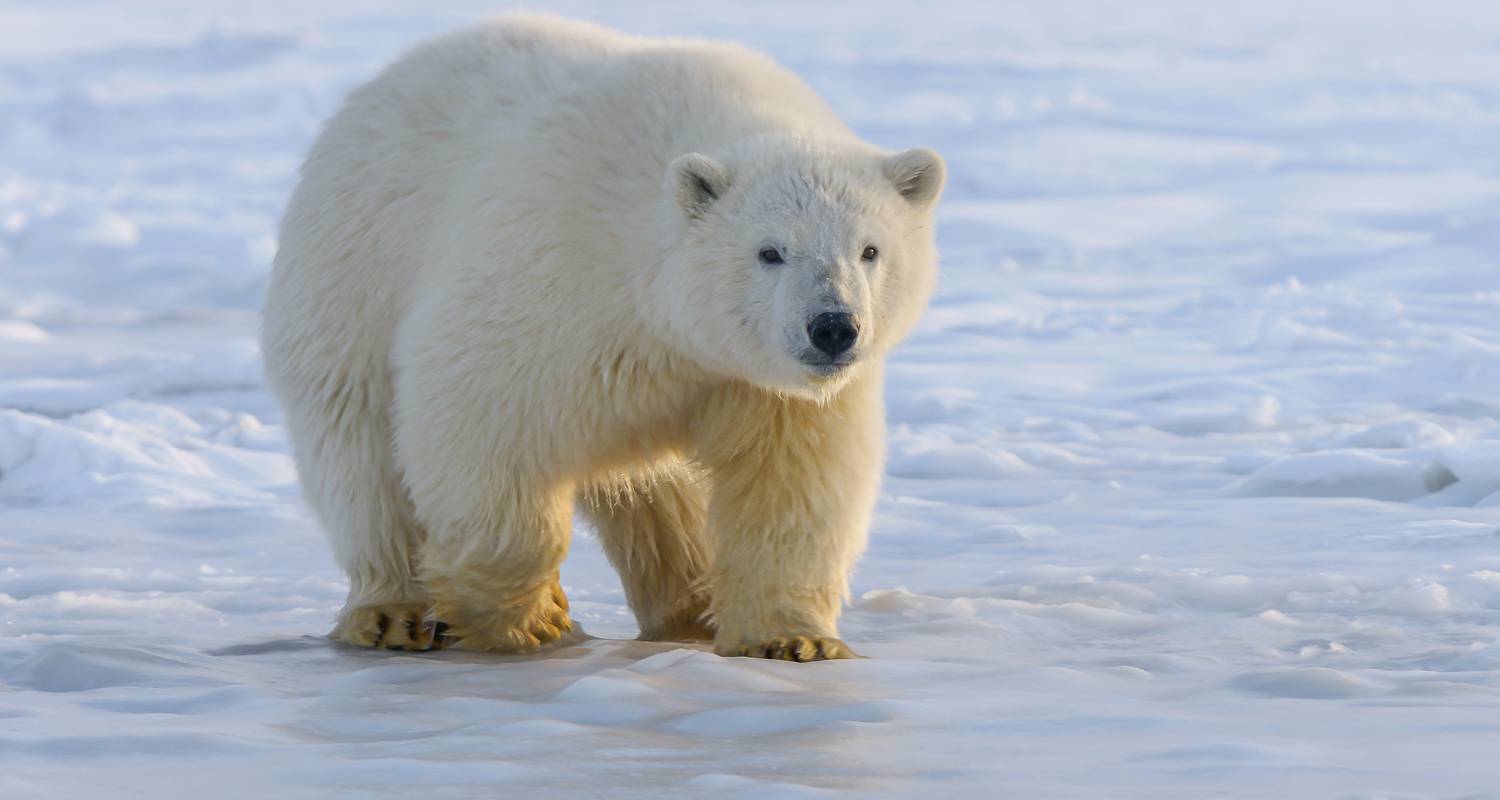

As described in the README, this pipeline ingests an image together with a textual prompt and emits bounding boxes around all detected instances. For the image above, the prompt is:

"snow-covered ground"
[4,1,1500,796]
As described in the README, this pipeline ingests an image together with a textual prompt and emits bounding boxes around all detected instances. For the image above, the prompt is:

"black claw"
[373,614,391,646]
[814,640,827,660]
[432,622,454,650]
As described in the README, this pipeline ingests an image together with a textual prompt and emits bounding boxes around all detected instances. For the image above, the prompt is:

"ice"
[4,0,1500,797]
[1230,449,1453,501]
[1230,667,1384,699]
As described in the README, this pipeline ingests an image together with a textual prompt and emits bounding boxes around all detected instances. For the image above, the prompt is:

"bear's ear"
[883,147,946,208]
[669,153,732,220]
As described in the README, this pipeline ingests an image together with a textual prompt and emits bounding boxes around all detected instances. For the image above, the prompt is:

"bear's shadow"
[207,628,713,667]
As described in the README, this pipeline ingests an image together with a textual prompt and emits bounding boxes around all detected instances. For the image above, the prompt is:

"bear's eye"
[861,245,879,263]
[758,247,785,266]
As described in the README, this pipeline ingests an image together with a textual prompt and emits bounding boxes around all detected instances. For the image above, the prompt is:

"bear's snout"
[807,312,859,359]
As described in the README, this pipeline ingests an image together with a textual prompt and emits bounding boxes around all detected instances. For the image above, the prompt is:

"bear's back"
[268,15,858,373]
[324,14,850,185]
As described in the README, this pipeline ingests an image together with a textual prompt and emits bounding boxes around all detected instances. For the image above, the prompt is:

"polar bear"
[261,14,944,661]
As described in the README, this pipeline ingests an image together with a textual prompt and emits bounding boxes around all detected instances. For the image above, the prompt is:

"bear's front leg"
[417,484,575,652]
[696,373,885,661]
[392,288,578,653]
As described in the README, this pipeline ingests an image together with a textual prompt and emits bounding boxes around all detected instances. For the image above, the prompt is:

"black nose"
[807,312,859,358]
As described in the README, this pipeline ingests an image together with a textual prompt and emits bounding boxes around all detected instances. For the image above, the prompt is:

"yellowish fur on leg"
[638,596,715,642]
[416,484,575,653]
[694,376,885,660]
[581,462,715,643]
[431,577,573,653]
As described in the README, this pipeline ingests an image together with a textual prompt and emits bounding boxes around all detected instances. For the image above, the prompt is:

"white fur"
[261,14,944,657]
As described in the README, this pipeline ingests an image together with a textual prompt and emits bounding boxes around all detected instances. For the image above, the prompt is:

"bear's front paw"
[331,602,440,651]
[715,635,859,662]
[437,581,573,653]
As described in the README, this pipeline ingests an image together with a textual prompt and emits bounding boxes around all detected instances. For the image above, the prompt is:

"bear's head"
[651,137,945,399]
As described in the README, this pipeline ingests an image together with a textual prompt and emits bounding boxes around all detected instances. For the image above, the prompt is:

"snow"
[3,0,1500,797]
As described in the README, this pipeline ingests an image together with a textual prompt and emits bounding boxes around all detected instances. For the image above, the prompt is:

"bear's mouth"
[797,351,856,377]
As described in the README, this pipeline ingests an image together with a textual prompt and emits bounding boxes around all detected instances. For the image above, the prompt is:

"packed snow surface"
[3,1,1500,797]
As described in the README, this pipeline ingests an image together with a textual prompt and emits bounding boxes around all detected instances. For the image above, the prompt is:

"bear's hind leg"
[580,461,714,642]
